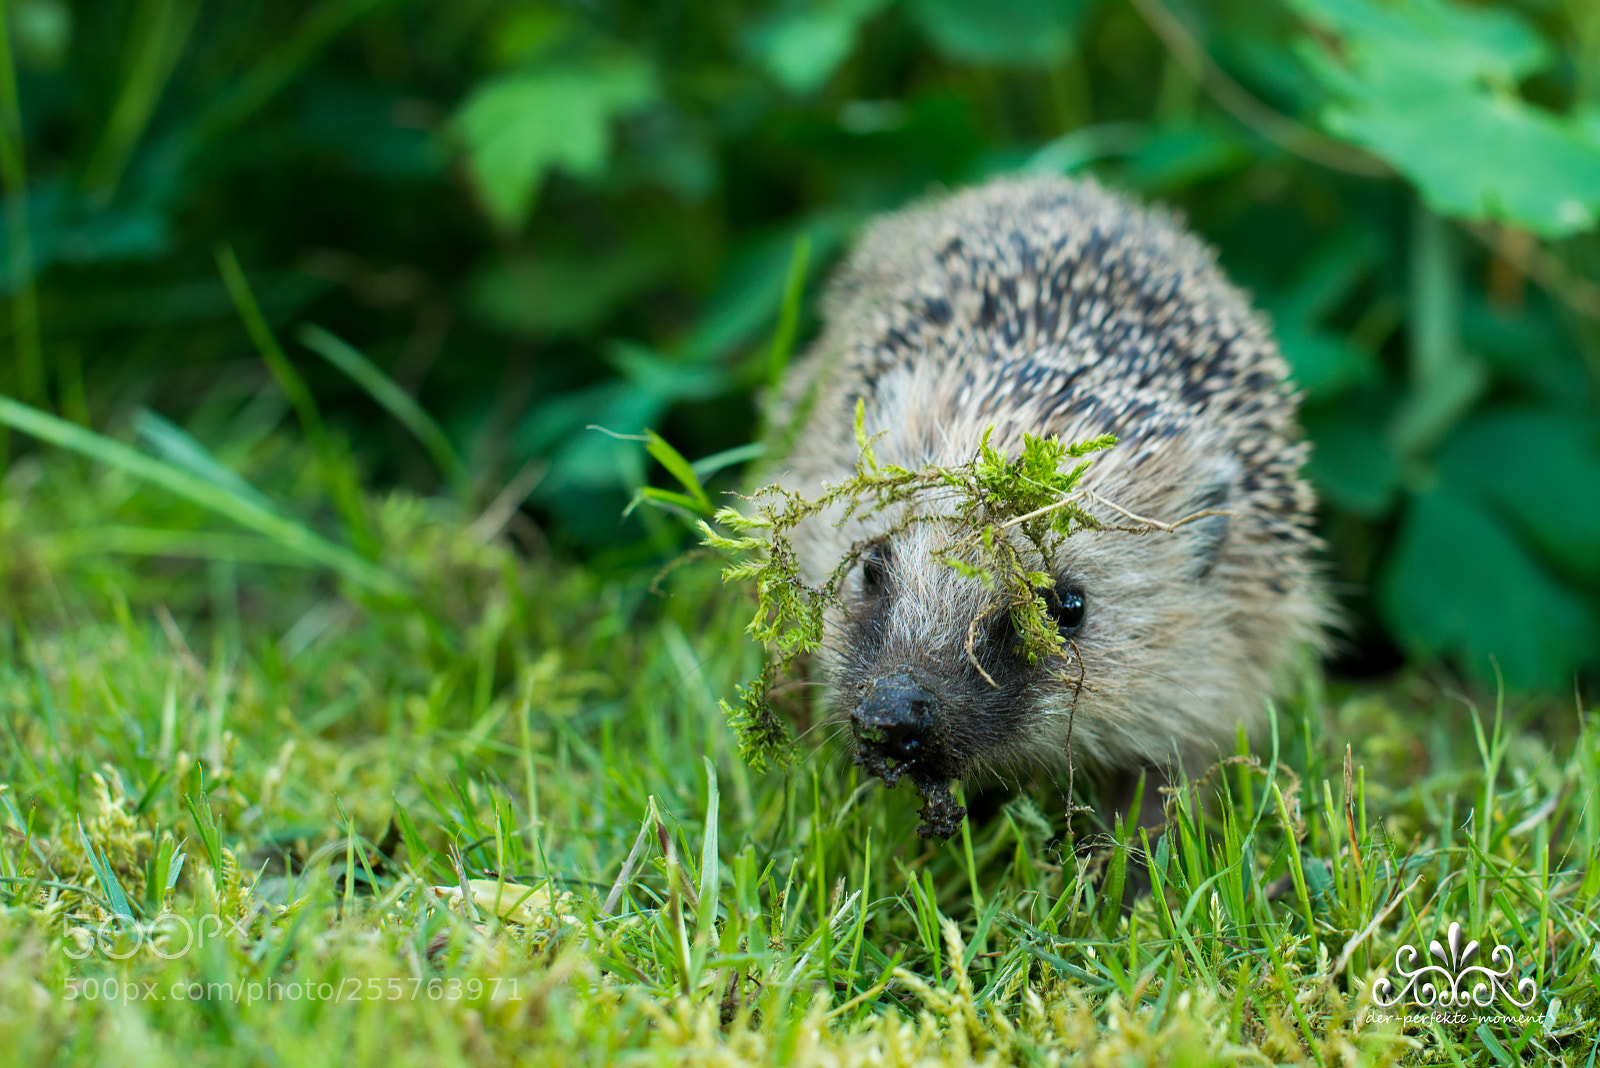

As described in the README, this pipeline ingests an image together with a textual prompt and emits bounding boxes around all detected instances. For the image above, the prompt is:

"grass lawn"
[0,411,1596,1067]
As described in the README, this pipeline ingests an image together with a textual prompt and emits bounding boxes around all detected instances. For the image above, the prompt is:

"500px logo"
[63,914,252,960]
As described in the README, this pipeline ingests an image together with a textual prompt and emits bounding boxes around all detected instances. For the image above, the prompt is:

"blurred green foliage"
[1,0,1598,690]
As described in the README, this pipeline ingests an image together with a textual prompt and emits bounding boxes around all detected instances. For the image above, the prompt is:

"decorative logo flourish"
[1373,922,1538,1009]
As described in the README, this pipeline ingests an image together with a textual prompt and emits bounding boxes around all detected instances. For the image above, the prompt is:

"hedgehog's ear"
[1188,479,1232,580]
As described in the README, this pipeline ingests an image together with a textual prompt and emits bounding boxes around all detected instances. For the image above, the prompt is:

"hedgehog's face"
[829,522,1093,787]
[824,477,1259,794]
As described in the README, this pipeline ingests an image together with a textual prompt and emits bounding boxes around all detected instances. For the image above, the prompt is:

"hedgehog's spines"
[779,175,1326,779]
[804,176,1312,542]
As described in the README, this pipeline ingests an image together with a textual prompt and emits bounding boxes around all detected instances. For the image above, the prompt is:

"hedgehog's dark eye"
[1045,584,1086,635]
[862,544,890,595]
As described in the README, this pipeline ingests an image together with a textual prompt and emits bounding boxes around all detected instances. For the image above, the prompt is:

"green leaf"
[1380,488,1599,689]
[1387,351,1486,461]
[1579,104,1600,144]
[750,0,887,94]
[907,0,1090,68]
[1463,298,1582,404]
[519,384,662,505]
[1264,230,1382,401]
[1383,203,1486,462]
[1023,122,1146,176]
[1276,324,1378,400]
[1303,410,1399,518]
[480,4,577,68]
[1268,228,1379,326]
[1322,88,1600,238]
[1435,408,1600,582]
[452,57,656,230]
[467,242,676,339]
[610,342,730,403]
[1123,123,1250,192]
[1292,0,1600,237]
[1291,0,1549,87]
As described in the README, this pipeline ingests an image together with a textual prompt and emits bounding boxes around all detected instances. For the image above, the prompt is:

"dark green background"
[2,0,1598,691]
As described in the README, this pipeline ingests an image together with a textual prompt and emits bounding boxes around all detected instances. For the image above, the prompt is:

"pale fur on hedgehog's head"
[776,176,1327,804]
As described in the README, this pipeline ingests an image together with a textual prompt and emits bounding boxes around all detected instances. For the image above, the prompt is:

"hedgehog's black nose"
[852,673,937,765]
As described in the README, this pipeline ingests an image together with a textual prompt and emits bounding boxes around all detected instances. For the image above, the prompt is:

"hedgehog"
[772,175,1326,837]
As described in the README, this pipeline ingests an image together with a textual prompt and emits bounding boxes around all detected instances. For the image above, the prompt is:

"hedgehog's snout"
[852,672,939,772]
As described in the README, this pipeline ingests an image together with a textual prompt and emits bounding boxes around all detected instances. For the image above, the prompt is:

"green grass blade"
[195,0,394,139]
[182,791,225,894]
[41,527,306,565]
[78,818,135,919]
[215,245,327,451]
[0,12,42,405]
[696,756,721,955]
[766,234,811,391]
[81,0,200,197]
[691,441,765,480]
[644,430,712,515]
[298,323,470,498]
[0,395,404,596]
[215,244,377,551]
[624,486,708,522]
[135,408,278,514]
[143,834,180,913]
